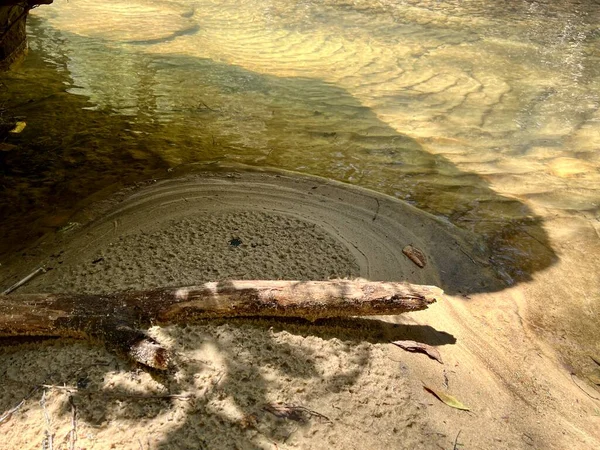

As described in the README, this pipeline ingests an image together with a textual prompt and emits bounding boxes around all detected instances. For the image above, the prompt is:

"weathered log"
[0,1,54,71]
[0,279,442,370]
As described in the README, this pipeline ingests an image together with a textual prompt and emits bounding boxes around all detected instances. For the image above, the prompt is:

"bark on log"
[0,279,442,370]
[0,1,53,70]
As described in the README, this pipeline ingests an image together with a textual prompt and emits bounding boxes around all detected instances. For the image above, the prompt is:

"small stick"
[68,396,77,450]
[202,372,225,399]
[2,266,46,295]
[40,390,54,450]
[41,384,193,400]
[458,247,478,265]
[199,100,216,112]
[0,398,26,425]
[453,430,462,450]
[0,384,41,424]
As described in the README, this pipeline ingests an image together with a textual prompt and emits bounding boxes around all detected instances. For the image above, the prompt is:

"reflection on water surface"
[1,0,599,281]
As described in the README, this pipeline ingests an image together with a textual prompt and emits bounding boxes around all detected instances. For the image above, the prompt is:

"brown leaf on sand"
[391,340,443,364]
[590,355,600,367]
[403,245,427,268]
[423,385,470,411]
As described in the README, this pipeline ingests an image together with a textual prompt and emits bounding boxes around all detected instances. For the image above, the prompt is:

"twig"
[201,372,225,399]
[0,384,41,425]
[458,247,477,265]
[68,396,77,450]
[263,403,332,424]
[372,197,380,222]
[453,430,462,450]
[0,398,26,425]
[2,266,46,294]
[198,100,215,112]
[41,384,193,400]
[40,390,54,450]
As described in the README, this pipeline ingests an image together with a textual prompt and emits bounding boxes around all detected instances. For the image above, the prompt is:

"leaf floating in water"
[9,121,26,134]
[422,385,470,411]
[391,340,443,364]
[403,245,427,268]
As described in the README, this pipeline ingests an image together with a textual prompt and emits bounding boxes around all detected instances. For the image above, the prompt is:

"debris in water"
[9,121,26,134]
[403,245,427,268]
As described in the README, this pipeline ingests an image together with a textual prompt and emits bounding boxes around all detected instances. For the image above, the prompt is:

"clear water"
[1,0,599,283]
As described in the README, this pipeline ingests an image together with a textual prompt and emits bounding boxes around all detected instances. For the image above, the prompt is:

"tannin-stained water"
[0,1,598,310]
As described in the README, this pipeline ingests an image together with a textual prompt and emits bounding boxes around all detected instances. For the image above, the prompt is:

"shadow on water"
[0,17,557,284]
[0,15,559,449]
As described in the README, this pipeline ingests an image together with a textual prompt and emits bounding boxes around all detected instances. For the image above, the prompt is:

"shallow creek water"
[0,1,599,356]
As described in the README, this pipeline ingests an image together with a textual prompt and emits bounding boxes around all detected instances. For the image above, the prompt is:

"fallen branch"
[0,279,442,370]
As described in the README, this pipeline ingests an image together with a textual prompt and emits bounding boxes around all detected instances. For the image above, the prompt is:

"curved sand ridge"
[21,168,502,296]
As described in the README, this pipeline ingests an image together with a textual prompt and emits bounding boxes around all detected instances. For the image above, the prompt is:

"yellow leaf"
[9,121,26,134]
[423,385,470,411]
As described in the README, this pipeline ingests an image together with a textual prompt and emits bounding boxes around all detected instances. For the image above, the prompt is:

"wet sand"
[0,168,598,449]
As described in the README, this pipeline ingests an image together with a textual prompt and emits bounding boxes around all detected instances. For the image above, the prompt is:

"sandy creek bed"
[0,168,598,449]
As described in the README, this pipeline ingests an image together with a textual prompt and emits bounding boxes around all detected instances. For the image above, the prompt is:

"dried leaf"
[403,245,427,268]
[590,355,600,367]
[391,340,443,364]
[423,385,470,411]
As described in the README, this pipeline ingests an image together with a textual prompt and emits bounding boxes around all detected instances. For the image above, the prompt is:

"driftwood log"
[0,279,442,370]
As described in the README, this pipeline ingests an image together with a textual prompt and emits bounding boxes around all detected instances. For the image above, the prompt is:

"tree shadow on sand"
[0,317,455,449]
